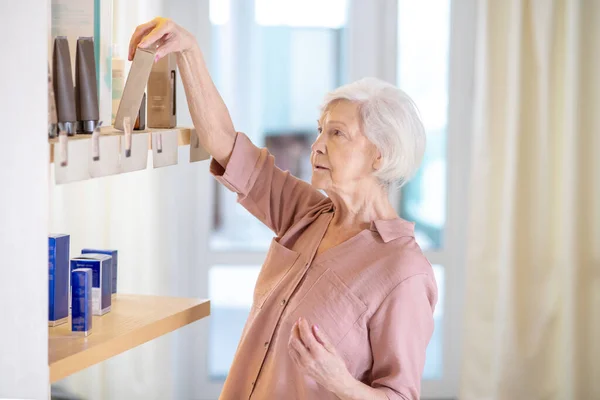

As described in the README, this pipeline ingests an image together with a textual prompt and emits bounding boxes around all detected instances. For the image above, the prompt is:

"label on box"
[70,254,111,316]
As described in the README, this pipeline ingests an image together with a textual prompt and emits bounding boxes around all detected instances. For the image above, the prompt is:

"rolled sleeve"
[368,274,437,400]
[209,132,326,237]
[210,132,262,195]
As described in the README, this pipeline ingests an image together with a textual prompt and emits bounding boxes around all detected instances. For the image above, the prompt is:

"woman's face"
[311,100,380,193]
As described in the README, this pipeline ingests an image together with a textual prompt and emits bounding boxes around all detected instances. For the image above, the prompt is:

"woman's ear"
[372,149,383,171]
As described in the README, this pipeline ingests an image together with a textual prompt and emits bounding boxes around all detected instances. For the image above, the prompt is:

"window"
[208,265,260,378]
[209,0,230,25]
[396,1,461,396]
[255,0,347,28]
[398,0,450,251]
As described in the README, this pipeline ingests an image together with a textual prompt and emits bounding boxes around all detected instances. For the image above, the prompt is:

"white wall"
[0,1,49,399]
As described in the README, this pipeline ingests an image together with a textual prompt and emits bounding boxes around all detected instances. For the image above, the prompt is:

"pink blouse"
[211,132,438,400]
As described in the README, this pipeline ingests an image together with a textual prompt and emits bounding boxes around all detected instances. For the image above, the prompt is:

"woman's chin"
[310,176,328,190]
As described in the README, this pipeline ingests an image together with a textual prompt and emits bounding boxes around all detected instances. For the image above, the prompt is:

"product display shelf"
[49,294,210,383]
[48,126,193,163]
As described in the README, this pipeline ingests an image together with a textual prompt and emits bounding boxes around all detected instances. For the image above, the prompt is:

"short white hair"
[320,77,426,189]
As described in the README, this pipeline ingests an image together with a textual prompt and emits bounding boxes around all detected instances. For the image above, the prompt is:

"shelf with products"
[49,294,211,383]
[44,0,213,392]
[48,126,210,184]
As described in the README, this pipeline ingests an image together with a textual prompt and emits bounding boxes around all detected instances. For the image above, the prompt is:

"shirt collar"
[323,202,415,243]
[369,219,415,243]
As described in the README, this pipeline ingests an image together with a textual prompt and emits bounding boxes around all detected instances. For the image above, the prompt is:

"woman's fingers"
[290,334,310,361]
[289,321,310,362]
[129,17,198,62]
[312,324,336,353]
[138,18,172,50]
[128,18,159,60]
[155,37,179,61]
[298,318,319,352]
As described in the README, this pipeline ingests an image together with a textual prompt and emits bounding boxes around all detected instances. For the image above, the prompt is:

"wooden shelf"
[49,294,210,383]
[49,126,193,163]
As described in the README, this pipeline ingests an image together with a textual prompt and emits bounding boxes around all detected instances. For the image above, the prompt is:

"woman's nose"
[311,137,326,154]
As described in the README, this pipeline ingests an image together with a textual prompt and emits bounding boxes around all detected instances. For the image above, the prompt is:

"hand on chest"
[283,268,367,348]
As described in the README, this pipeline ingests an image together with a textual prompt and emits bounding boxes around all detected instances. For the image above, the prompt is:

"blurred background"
[49,1,460,399]
[10,0,598,399]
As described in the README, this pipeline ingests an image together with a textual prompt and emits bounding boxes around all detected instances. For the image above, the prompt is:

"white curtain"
[461,1,600,399]
[50,1,213,399]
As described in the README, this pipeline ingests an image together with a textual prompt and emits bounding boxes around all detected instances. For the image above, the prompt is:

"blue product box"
[70,254,112,315]
[71,268,93,336]
[49,234,70,327]
[81,248,118,298]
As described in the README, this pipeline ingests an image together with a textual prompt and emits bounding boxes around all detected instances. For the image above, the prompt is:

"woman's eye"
[317,127,323,134]
[333,129,342,136]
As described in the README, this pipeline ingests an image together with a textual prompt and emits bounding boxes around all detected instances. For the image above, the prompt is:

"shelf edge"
[49,299,210,383]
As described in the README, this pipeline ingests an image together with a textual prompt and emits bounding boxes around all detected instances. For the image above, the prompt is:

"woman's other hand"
[288,317,354,395]
[128,17,196,62]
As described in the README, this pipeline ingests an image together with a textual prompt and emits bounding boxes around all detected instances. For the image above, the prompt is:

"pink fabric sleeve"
[210,132,326,237]
[368,274,437,400]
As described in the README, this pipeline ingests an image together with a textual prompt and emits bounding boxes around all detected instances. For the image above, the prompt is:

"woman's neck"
[326,182,398,231]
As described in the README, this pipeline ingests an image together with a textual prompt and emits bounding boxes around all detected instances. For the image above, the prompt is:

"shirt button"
[281,299,286,305]
[264,341,269,348]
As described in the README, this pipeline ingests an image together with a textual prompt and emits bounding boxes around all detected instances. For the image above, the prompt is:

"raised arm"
[128,17,235,167]
[128,18,327,236]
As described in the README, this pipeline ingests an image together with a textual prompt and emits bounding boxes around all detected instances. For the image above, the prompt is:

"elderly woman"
[130,18,437,400]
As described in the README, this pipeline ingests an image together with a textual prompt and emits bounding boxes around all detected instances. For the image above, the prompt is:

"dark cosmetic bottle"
[76,37,99,133]
[53,37,77,136]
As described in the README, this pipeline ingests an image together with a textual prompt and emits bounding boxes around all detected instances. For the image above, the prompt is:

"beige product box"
[114,48,155,131]
[147,54,177,129]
